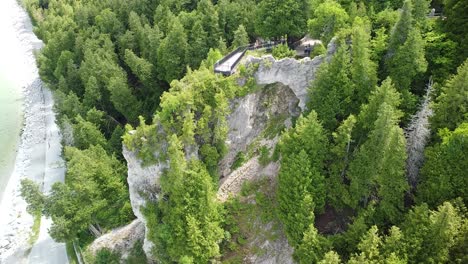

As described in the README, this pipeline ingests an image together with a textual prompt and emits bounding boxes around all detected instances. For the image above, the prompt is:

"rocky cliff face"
[122,147,166,262]
[122,41,336,263]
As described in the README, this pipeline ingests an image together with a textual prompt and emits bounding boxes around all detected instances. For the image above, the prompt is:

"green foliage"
[350,17,377,109]
[418,123,468,206]
[400,201,466,263]
[20,179,45,215]
[310,43,326,57]
[124,49,154,85]
[356,77,402,139]
[231,152,246,170]
[188,21,209,69]
[255,0,309,39]
[308,0,349,44]
[327,115,356,208]
[232,24,249,48]
[277,112,328,246]
[258,146,271,167]
[442,0,468,66]
[72,115,107,150]
[44,145,133,242]
[309,41,354,131]
[271,43,296,59]
[348,102,409,223]
[157,18,188,83]
[151,135,224,263]
[430,59,468,132]
[318,251,342,264]
[294,224,330,263]
[94,249,120,264]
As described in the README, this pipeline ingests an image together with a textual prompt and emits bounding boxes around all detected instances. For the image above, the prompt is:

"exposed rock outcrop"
[87,219,145,261]
[123,147,166,262]
[122,40,338,263]
[244,39,337,110]
[219,82,300,178]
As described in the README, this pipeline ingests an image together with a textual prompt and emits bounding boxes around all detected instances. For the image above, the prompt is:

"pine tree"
[309,41,354,131]
[430,59,468,132]
[356,77,401,139]
[387,0,413,57]
[156,135,224,262]
[124,49,154,85]
[278,112,328,245]
[294,223,330,263]
[197,0,220,48]
[277,151,317,246]
[327,115,356,208]
[188,21,209,69]
[350,17,377,109]
[232,24,249,48]
[157,18,188,83]
[318,251,342,264]
[348,103,408,222]
[388,27,427,92]
[418,123,468,206]
[348,226,382,263]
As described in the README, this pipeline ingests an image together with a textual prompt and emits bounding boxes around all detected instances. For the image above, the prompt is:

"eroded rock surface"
[123,147,166,262]
[244,39,337,110]
[87,219,144,260]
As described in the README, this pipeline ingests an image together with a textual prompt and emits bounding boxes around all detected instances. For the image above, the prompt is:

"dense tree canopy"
[19,0,467,263]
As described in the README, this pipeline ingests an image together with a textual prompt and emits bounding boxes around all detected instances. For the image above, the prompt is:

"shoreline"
[0,0,68,262]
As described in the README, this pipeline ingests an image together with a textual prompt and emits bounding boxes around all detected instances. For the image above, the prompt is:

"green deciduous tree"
[308,0,349,44]
[256,0,309,39]
[45,145,132,242]
[232,24,249,48]
[20,179,45,214]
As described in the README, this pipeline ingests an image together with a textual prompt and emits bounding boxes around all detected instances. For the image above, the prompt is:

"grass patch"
[258,146,271,167]
[28,211,41,245]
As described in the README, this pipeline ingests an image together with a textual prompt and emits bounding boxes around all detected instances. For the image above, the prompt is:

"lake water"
[0,5,24,202]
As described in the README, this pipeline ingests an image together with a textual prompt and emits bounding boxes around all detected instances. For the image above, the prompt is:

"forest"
[19,0,467,263]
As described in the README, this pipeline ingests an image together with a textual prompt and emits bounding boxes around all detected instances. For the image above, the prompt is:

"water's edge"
[0,0,68,263]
